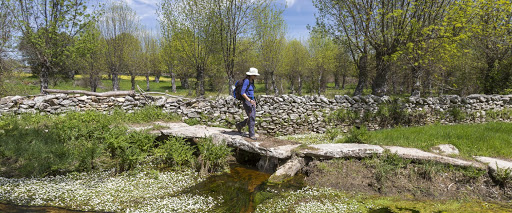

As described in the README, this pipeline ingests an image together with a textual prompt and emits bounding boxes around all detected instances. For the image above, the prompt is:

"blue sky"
[120,0,317,39]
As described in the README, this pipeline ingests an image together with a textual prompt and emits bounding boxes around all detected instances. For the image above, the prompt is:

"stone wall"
[1,93,512,135]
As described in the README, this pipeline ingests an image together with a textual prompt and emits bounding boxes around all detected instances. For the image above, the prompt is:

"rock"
[257,156,280,173]
[116,98,126,103]
[268,157,305,183]
[125,96,135,102]
[301,144,384,159]
[23,100,36,107]
[431,144,459,155]
[60,100,73,106]
[289,114,299,120]
[187,112,201,118]
[384,146,485,169]
[77,96,88,101]
[474,156,512,178]
[154,97,166,107]
[320,96,329,104]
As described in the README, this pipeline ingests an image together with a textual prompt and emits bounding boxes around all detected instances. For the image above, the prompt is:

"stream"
[0,164,278,213]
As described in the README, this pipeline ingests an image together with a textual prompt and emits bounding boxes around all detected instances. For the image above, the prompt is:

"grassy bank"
[366,122,512,159]
[0,107,232,178]
[282,122,512,159]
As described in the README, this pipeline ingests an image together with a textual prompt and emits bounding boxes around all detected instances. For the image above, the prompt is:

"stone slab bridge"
[131,122,512,184]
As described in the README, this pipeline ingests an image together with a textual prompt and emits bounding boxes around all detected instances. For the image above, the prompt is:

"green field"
[365,122,512,159]
[3,73,365,98]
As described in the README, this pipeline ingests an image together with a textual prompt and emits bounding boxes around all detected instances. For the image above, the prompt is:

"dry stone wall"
[1,93,512,135]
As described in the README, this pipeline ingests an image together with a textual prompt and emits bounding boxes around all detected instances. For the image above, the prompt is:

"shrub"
[343,126,368,144]
[197,137,232,175]
[447,106,466,122]
[154,137,196,168]
[325,128,342,141]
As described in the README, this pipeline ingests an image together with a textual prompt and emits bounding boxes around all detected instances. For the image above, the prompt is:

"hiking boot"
[249,136,258,140]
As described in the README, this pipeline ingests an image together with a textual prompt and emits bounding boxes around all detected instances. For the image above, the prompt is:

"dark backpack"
[233,78,249,100]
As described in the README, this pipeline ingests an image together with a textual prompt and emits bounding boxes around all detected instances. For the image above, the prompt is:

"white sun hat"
[246,67,260,76]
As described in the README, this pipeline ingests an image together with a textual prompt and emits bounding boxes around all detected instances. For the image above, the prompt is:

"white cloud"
[286,0,296,7]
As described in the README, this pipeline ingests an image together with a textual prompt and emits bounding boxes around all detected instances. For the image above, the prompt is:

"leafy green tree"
[0,0,16,95]
[16,0,91,93]
[281,39,309,95]
[470,0,512,94]
[308,31,338,95]
[314,0,456,96]
[212,0,276,93]
[73,22,107,92]
[254,4,285,95]
[159,0,217,97]
[98,1,140,91]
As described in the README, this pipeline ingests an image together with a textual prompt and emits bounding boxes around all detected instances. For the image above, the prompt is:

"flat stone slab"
[152,122,300,159]
[268,157,305,183]
[384,146,485,169]
[158,123,227,138]
[474,156,512,176]
[301,143,385,159]
[212,133,300,159]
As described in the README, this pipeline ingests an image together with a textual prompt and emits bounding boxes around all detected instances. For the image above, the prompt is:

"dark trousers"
[238,99,256,137]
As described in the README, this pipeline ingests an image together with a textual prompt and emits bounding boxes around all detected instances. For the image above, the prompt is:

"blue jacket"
[241,79,255,100]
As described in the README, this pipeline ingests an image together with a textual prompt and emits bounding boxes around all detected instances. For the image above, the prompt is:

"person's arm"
[241,79,251,102]
[241,79,256,105]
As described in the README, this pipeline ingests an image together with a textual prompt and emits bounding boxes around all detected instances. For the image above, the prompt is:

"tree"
[16,0,90,93]
[73,22,107,92]
[212,0,275,93]
[0,0,16,95]
[470,0,512,94]
[314,0,456,96]
[281,39,309,95]
[314,0,370,96]
[308,30,338,95]
[98,1,140,91]
[159,0,217,97]
[255,4,286,95]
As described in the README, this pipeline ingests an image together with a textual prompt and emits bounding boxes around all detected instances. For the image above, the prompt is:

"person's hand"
[250,100,256,107]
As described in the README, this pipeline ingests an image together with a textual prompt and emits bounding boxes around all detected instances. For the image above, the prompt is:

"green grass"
[4,73,363,98]
[366,122,512,159]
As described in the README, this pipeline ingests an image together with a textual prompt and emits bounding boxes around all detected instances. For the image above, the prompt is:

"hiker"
[235,67,259,140]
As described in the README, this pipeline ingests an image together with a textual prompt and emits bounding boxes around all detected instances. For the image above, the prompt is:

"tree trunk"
[171,71,176,93]
[154,74,160,83]
[372,51,389,96]
[40,65,50,94]
[342,73,346,89]
[411,66,422,97]
[271,71,278,95]
[483,57,496,94]
[334,69,340,90]
[196,65,205,97]
[146,74,150,91]
[298,75,303,96]
[90,73,98,92]
[111,69,120,91]
[264,70,270,95]
[130,74,136,91]
[289,75,295,94]
[181,77,189,89]
[353,54,368,96]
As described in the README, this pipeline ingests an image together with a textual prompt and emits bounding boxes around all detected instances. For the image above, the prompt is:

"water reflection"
[0,203,95,213]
